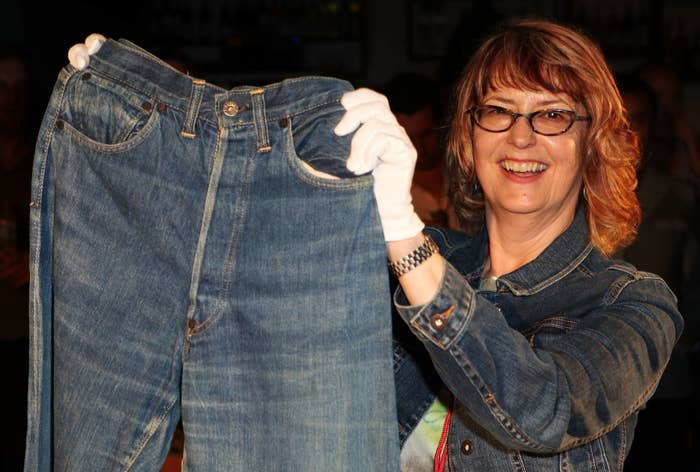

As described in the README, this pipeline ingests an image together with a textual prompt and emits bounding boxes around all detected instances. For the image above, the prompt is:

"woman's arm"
[394,262,683,453]
[387,234,445,306]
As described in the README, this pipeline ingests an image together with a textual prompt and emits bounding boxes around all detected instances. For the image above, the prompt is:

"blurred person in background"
[382,73,458,229]
[618,73,700,472]
[637,62,700,186]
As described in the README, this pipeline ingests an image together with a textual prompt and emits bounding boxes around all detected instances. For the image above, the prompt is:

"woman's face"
[472,86,586,223]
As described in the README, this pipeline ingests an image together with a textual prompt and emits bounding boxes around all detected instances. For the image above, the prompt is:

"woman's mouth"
[500,159,547,175]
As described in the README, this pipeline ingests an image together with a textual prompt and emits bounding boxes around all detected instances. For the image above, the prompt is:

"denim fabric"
[394,210,683,471]
[26,38,399,471]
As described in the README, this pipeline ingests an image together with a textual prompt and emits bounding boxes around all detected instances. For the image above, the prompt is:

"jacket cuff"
[394,263,476,350]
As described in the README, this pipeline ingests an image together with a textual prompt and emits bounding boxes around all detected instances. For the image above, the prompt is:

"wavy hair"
[446,19,640,255]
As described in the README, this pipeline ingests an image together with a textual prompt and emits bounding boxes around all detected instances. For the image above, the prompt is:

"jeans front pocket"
[281,101,373,190]
[57,68,161,154]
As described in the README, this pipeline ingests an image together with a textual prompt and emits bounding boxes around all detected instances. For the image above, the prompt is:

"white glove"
[334,88,424,241]
[68,33,106,70]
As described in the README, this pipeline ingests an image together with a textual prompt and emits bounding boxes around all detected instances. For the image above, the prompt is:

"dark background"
[1,1,700,471]
[3,0,700,132]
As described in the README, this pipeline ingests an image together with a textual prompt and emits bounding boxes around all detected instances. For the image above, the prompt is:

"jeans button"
[460,439,474,455]
[223,101,239,117]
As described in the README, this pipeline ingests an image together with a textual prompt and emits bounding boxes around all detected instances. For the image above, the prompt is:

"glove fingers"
[68,33,106,70]
[334,100,398,136]
[85,34,106,54]
[346,119,415,174]
[345,119,387,174]
[68,44,89,70]
[340,88,389,110]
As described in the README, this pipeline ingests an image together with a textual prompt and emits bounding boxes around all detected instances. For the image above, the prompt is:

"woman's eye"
[542,110,568,121]
[485,106,508,115]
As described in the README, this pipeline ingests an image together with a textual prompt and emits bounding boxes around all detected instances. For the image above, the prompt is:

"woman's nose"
[507,115,537,148]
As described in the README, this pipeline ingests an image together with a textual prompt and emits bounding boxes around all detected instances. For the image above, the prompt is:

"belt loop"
[181,78,206,139]
[250,88,272,153]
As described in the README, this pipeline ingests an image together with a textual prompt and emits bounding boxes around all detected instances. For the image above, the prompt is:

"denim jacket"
[393,209,683,471]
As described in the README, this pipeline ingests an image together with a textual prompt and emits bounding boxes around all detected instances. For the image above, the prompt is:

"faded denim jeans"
[26,38,399,471]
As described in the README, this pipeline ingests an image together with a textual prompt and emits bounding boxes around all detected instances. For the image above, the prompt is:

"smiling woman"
[470,86,587,268]
[334,18,682,472]
[447,19,640,257]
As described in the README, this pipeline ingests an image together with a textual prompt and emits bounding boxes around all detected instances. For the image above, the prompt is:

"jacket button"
[430,314,446,330]
[460,439,474,455]
[429,306,454,331]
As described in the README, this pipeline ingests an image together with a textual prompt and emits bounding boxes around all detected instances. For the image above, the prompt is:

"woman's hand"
[335,89,443,305]
[68,34,106,70]
[334,88,424,241]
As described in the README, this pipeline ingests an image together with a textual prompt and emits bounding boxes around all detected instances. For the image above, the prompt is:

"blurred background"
[1,1,699,471]
[3,0,700,129]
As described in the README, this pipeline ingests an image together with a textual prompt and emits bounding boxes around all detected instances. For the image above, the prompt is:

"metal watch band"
[388,235,439,278]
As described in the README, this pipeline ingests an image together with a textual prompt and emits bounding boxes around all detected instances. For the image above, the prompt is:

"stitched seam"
[450,346,547,451]
[617,421,626,471]
[562,367,664,449]
[507,243,594,295]
[195,133,255,335]
[88,55,190,118]
[122,398,177,471]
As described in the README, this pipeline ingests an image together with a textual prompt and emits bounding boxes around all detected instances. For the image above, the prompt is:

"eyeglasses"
[468,105,591,136]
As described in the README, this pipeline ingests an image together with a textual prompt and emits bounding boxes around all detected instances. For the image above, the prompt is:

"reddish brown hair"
[446,19,640,255]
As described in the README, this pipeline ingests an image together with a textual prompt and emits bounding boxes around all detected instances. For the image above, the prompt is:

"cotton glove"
[68,33,106,70]
[334,88,424,241]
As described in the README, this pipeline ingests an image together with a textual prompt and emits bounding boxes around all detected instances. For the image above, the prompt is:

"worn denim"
[26,38,399,471]
[394,210,683,471]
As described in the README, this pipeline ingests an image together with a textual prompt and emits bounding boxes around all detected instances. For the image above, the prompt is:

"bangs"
[475,31,588,103]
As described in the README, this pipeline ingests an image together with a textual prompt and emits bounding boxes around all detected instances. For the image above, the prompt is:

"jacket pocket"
[522,316,578,347]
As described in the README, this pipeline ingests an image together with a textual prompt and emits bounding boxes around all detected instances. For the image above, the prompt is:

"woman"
[335,19,683,471]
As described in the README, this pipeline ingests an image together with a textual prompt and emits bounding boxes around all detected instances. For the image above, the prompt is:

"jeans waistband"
[87,39,353,143]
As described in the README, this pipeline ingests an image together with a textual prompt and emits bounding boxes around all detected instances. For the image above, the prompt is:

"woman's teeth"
[501,160,547,173]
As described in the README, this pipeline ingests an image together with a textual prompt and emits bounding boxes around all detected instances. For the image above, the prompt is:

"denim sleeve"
[394,263,683,453]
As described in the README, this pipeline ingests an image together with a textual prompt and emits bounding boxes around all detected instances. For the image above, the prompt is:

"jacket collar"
[472,207,594,296]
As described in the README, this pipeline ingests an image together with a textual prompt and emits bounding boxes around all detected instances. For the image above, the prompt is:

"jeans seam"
[122,397,178,472]
[184,126,226,335]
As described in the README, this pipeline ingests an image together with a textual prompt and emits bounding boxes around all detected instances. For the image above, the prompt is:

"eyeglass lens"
[473,106,577,135]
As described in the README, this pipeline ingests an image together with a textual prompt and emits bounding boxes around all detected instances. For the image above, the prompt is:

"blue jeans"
[26,38,399,471]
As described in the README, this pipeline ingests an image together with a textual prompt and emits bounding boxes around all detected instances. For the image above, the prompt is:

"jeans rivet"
[56,120,64,130]
[81,72,91,80]
[279,117,289,128]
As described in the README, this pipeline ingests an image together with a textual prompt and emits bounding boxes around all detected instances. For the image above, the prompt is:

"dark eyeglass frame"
[467,105,592,136]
